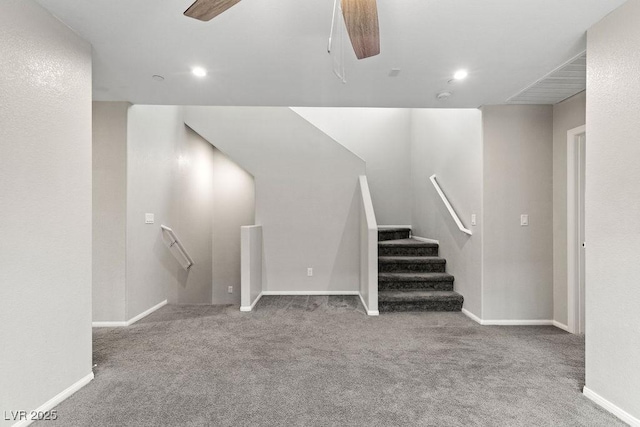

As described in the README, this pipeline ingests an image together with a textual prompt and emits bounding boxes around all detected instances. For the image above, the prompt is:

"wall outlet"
[471,214,477,226]
[307,268,313,277]
[145,213,154,224]
[227,286,233,294]
[520,214,529,226]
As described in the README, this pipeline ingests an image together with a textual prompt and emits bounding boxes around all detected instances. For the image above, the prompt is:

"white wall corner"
[462,308,483,324]
[552,320,570,332]
[126,300,167,325]
[359,293,379,316]
[93,300,167,327]
[240,292,263,312]
[583,387,640,427]
[12,372,94,427]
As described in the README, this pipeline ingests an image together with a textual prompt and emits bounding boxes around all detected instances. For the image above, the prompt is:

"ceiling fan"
[183,0,380,59]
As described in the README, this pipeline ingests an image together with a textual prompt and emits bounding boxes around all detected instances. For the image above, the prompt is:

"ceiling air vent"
[507,52,586,105]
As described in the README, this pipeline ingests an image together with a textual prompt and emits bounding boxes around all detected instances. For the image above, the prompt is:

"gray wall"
[127,106,180,317]
[482,105,554,321]
[0,0,93,422]
[93,102,129,322]
[211,144,256,304]
[291,107,412,225]
[185,107,366,293]
[410,109,484,317]
[171,126,215,304]
[552,92,586,327]
[585,0,640,420]
[127,106,227,312]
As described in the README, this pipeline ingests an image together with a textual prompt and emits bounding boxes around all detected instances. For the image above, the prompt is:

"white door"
[567,126,586,335]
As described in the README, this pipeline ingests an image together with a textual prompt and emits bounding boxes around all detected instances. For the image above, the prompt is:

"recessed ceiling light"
[192,67,207,77]
[453,69,468,80]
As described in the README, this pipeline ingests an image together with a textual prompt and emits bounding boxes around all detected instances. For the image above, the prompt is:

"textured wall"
[93,102,129,322]
[585,0,640,421]
[291,108,412,225]
[482,105,554,321]
[211,144,256,305]
[185,107,366,293]
[0,0,92,422]
[551,92,586,327]
[410,109,484,317]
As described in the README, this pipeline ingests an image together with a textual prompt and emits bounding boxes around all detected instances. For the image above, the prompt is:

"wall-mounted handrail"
[429,174,472,236]
[161,225,194,270]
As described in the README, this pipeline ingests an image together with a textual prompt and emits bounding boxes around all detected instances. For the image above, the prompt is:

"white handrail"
[161,225,194,270]
[429,175,472,236]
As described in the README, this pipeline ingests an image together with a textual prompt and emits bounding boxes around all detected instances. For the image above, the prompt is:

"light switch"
[145,213,154,224]
[307,268,313,277]
[520,214,529,226]
[471,214,477,226]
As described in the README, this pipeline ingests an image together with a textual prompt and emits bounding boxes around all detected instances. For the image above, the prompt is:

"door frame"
[567,125,586,335]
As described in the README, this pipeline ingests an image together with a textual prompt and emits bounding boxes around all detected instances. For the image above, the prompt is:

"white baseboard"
[240,292,263,312]
[481,319,553,326]
[358,293,379,316]
[126,300,167,325]
[92,300,167,327]
[378,225,412,229]
[553,320,570,332]
[461,309,554,326]
[583,386,640,426]
[12,372,94,427]
[92,321,127,328]
[261,291,360,296]
[462,308,482,324]
[411,235,440,244]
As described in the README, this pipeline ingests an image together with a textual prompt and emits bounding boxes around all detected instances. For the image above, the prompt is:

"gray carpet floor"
[41,296,624,426]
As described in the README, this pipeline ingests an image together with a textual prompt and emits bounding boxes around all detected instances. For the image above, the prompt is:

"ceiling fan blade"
[184,0,241,21]
[341,0,380,60]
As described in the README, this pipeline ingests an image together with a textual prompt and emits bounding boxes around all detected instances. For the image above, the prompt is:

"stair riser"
[379,263,446,273]
[378,281,454,292]
[379,299,463,313]
[378,247,439,257]
[378,230,411,241]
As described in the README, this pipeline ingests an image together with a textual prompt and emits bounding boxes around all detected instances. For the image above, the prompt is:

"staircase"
[378,227,463,313]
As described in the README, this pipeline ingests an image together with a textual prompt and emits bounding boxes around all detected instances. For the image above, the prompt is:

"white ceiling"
[36,0,625,108]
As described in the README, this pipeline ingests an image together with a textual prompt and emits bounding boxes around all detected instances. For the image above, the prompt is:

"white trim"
[378,225,412,229]
[553,320,570,332]
[12,372,94,427]
[92,300,167,328]
[583,387,640,427]
[567,125,586,335]
[261,291,360,296]
[358,293,379,316]
[240,292,263,312]
[429,174,472,236]
[126,300,167,325]
[462,308,482,324]
[92,321,127,328]
[411,235,440,245]
[481,319,553,326]
[462,309,554,326]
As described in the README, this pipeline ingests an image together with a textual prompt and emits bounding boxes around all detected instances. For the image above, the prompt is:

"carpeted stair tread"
[378,290,464,312]
[378,228,411,242]
[378,272,454,282]
[378,238,437,248]
[378,227,411,233]
[379,290,463,302]
[378,256,445,264]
